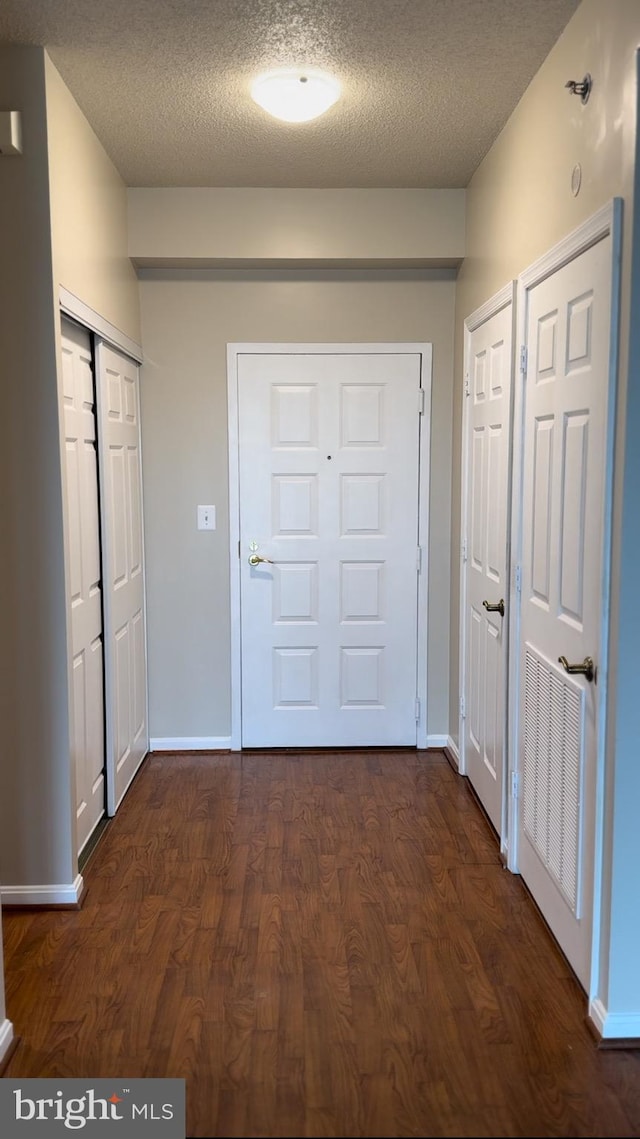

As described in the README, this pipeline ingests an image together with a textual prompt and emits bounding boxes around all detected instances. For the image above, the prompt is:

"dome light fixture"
[250,67,340,123]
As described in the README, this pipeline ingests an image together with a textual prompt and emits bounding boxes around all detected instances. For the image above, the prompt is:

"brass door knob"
[248,553,274,566]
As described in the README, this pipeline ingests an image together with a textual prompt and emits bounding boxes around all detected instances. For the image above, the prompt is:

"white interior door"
[60,317,106,855]
[96,341,149,812]
[517,235,612,989]
[462,297,513,835]
[237,350,425,748]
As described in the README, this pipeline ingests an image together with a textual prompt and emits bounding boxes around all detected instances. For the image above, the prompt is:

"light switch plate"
[197,505,216,530]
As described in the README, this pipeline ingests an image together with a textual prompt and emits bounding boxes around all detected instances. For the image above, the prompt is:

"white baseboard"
[447,735,460,767]
[149,736,232,752]
[589,997,640,1040]
[1,873,84,907]
[589,997,607,1036]
[0,1017,14,1065]
[426,734,448,749]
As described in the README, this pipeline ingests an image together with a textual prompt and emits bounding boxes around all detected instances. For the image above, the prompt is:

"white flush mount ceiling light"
[250,68,340,123]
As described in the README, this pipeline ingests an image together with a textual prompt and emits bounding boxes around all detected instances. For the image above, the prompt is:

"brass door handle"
[483,598,505,617]
[248,553,274,566]
[558,655,595,683]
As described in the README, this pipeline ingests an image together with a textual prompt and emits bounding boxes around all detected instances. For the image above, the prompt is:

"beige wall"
[129,188,465,268]
[139,271,455,742]
[452,0,640,1029]
[0,46,74,891]
[45,54,140,343]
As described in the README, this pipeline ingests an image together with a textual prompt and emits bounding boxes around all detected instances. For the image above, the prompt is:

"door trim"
[227,342,433,751]
[458,282,516,851]
[508,201,623,1002]
[59,287,143,363]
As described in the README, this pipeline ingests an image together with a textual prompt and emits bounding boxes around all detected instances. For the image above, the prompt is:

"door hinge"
[514,564,522,594]
[519,345,528,374]
[461,536,468,563]
[418,387,426,415]
[511,770,520,799]
[417,545,423,572]
[238,540,241,558]
[464,372,471,397]
[415,697,421,722]
[459,695,466,719]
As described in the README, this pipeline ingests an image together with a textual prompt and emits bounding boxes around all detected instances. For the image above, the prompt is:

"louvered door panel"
[523,644,583,916]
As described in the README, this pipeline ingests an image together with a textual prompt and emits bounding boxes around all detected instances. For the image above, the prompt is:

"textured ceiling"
[0,0,580,188]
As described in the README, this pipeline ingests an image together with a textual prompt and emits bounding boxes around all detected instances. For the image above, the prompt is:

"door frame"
[227,342,433,751]
[458,282,516,851]
[507,201,622,1000]
[58,289,146,823]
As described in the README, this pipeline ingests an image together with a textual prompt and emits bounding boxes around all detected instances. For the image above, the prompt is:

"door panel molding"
[227,342,432,750]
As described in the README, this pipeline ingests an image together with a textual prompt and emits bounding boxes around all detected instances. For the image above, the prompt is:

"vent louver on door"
[523,643,584,916]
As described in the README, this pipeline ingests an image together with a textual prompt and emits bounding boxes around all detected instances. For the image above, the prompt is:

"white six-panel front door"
[518,235,612,989]
[463,300,513,835]
[237,351,423,747]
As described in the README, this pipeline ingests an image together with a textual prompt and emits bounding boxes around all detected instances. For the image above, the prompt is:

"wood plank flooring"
[3,749,640,1137]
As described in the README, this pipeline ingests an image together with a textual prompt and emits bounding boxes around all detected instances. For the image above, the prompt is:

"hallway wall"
[138,271,456,743]
[45,54,141,344]
[0,46,74,894]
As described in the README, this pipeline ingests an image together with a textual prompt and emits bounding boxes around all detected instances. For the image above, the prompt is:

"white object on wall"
[197,505,216,530]
[0,110,22,155]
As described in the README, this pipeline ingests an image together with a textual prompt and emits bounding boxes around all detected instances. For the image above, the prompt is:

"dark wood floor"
[3,750,640,1137]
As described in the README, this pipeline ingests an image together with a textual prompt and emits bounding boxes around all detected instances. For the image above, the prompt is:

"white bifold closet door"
[61,318,106,855]
[96,340,149,814]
